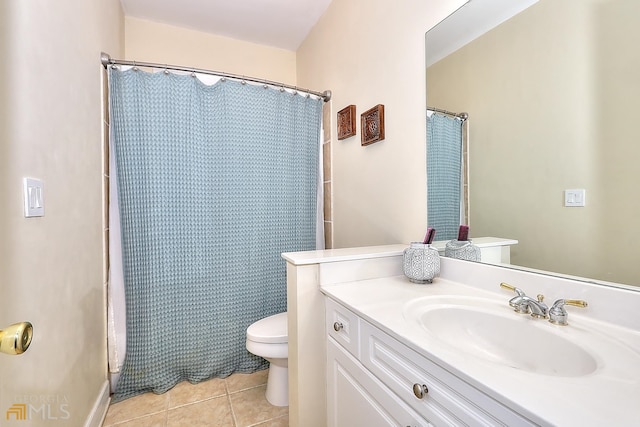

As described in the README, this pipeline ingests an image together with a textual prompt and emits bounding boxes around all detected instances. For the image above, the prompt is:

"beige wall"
[0,0,123,425]
[122,0,469,251]
[124,17,297,85]
[297,0,467,249]
[427,0,640,285]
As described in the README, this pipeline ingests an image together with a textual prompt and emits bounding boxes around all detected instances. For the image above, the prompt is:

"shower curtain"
[427,112,464,241]
[107,67,323,401]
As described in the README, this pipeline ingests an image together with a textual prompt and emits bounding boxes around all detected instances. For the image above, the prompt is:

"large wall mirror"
[426,0,640,288]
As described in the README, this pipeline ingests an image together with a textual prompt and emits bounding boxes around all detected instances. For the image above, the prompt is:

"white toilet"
[246,312,289,406]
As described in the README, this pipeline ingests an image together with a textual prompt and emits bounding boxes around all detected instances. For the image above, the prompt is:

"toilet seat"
[246,312,288,344]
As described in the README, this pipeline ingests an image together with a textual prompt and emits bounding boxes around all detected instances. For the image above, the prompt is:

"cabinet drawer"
[328,337,433,427]
[360,320,535,427]
[325,298,360,358]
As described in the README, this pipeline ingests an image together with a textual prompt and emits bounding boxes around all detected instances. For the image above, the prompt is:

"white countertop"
[321,275,640,426]
[282,238,517,265]
[282,243,408,265]
[430,236,519,250]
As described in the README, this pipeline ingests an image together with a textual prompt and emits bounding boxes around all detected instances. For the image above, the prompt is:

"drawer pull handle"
[412,383,429,399]
[333,322,344,332]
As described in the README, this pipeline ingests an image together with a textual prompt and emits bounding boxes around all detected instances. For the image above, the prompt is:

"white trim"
[83,381,111,427]
[426,0,539,67]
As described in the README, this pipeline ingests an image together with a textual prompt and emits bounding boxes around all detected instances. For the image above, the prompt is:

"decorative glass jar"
[403,242,440,284]
[444,240,481,262]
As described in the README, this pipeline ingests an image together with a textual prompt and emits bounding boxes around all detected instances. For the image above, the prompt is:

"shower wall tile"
[324,221,333,250]
[322,101,332,143]
[102,118,110,285]
[102,228,109,285]
[463,122,470,225]
[321,100,334,249]
[322,141,331,180]
[103,173,109,226]
[103,121,110,176]
[323,182,332,222]
[102,68,110,125]
[102,121,110,222]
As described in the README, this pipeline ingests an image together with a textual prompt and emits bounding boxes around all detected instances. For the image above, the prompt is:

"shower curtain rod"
[428,106,468,121]
[100,52,332,102]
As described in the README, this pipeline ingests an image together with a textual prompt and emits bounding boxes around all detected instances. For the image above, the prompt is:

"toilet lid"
[247,312,288,344]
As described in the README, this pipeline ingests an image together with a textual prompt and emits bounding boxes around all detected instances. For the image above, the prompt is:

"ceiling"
[426,0,538,66]
[119,0,333,51]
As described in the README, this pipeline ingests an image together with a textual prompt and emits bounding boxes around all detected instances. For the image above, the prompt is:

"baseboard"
[84,380,111,427]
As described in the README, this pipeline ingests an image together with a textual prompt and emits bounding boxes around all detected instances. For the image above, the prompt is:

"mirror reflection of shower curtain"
[106,67,323,402]
[427,112,467,241]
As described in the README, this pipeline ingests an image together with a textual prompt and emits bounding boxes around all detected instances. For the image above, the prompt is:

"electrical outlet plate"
[564,189,586,207]
[23,178,45,217]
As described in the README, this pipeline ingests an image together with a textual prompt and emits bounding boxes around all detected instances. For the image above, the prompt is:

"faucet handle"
[500,282,524,296]
[549,299,588,326]
[564,299,588,308]
[500,282,529,313]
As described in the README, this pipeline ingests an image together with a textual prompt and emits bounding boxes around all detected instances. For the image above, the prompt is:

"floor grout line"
[167,393,228,410]
[104,409,166,427]
[225,379,240,427]
[227,392,239,427]
[245,413,288,427]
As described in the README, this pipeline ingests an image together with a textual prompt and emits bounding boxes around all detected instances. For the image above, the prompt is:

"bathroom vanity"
[325,296,532,426]
[283,244,640,427]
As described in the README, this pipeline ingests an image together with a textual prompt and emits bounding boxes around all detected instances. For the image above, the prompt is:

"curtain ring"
[220,77,227,82]
[263,84,268,89]
[191,69,196,78]
[132,61,138,71]
[241,76,247,85]
[279,86,285,92]
[163,65,169,75]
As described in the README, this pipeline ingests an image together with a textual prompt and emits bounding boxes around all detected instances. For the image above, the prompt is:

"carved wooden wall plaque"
[361,104,385,146]
[337,105,356,140]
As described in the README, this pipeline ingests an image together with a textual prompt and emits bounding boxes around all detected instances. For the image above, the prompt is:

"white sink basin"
[403,296,598,377]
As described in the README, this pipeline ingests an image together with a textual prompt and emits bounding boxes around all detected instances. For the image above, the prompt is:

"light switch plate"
[564,189,586,207]
[23,178,45,217]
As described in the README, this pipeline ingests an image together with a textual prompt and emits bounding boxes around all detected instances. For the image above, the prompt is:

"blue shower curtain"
[427,113,463,241]
[108,68,322,401]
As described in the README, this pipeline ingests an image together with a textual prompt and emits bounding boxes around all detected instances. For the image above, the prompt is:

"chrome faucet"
[500,282,588,325]
[516,294,548,318]
[500,282,548,317]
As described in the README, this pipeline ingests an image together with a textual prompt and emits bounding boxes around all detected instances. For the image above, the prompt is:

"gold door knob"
[0,322,33,355]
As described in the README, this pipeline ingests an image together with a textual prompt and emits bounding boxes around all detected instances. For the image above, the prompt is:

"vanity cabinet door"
[327,337,432,427]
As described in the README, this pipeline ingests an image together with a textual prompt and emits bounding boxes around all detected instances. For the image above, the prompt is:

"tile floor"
[102,369,288,427]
